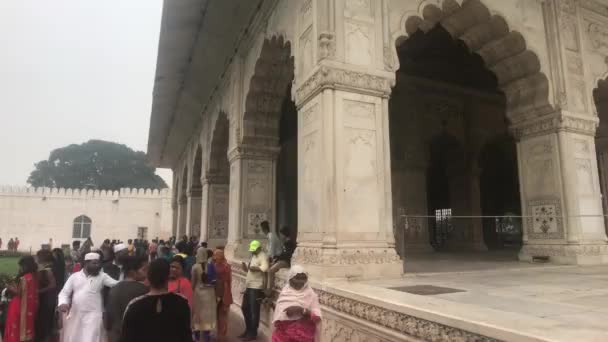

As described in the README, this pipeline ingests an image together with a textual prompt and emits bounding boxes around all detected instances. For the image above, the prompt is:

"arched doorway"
[390,17,525,255]
[189,145,203,237]
[236,35,296,247]
[276,85,298,238]
[204,113,230,248]
[593,79,608,235]
[177,166,188,238]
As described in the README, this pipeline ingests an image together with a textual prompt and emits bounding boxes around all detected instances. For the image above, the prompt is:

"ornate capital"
[511,112,598,139]
[227,144,280,163]
[201,173,229,186]
[295,65,394,106]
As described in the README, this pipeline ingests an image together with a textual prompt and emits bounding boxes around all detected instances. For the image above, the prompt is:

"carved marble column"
[176,195,187,238]
[513,112,608,264]
[467,167,489,251]
[186,187,202,238]
[291,0,401,279]
[392,165,433,254]
[224,146,279,261]
[200,174,229,248]
[294,70,401,279]
[597,149,608,233]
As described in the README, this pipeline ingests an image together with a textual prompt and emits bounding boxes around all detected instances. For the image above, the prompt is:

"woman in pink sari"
[4,256,39,342]
[272,265,321,342]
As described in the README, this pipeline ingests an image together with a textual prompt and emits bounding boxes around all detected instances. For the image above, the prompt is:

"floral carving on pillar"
[588,22,608,53]
[318,31,336,60]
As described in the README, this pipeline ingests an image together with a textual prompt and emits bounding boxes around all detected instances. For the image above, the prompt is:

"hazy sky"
[0,0,173,187]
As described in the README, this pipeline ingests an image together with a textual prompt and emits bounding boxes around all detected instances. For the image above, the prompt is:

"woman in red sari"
[5,256,39,342]
[212,248,232,341]
[168,255,193,307]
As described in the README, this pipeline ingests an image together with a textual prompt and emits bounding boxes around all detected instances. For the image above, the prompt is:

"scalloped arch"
[207,111,230,180]
[397,0,551,120]
[191,144,203,189]
[242,36,295,146]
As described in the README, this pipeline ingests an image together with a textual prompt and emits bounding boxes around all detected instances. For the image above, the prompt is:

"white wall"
[0,186,173,252]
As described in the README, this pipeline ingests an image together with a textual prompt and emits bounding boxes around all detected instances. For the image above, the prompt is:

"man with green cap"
[238,240,269,341]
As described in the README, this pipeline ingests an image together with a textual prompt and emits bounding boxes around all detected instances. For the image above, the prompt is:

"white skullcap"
[113,243,127,253]
[84,253,100,261]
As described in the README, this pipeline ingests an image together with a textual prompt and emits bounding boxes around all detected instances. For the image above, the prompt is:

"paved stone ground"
[225,309,269,342]
[355,252,608,341]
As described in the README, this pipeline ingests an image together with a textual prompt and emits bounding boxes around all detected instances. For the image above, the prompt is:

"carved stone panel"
[243,159,273,237]
[300,27,314,77]
[343,128,378,232]
[247,212,268,236]
[246,161,269,207]
[344,99,376,128]
[300,0,313,28]
[344,0,373,21]
[576,158,595,194]
[345,22,373,66]
[524,139,556,198]
[527,198,564,240]
[209,185,229,238]
[587,21,608,54]
[301,103,319,130]
[300,131,320,233]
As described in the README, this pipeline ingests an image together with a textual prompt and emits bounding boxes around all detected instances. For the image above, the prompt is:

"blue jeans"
[241,288,263,336]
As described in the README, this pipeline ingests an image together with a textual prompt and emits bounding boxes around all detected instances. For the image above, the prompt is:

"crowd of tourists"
[0,220,321,342]
[0,238,20,252]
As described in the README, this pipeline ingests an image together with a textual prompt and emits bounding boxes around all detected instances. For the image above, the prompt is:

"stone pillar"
[514,112,608,264]
[200,174,229,248]
[597,149,608,232]
[294,77,401,279]
[467,168,489,251]
[171,200,178,238]
[176,196,187,238]
[186,187,202,238]
[291,0,401,279]
[224,146,278,261]
[392,166,433,254]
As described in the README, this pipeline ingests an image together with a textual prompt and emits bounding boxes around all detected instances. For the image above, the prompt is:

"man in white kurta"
[58,252,118,342]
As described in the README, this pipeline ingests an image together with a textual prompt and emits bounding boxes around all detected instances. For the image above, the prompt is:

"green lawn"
[0,257,20,276]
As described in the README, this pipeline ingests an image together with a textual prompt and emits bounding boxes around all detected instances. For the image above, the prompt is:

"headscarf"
[272,265,322,323]
[213,249,226,264]
[213,248,233,305]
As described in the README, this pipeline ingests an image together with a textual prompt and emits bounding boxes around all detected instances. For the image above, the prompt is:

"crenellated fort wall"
[0,186,173,252]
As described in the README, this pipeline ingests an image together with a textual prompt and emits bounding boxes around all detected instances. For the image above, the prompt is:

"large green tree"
[28,140,168,190]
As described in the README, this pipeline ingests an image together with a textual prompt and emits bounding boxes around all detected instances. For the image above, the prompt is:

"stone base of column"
[519,243,608,265]
[292,245,403,280]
